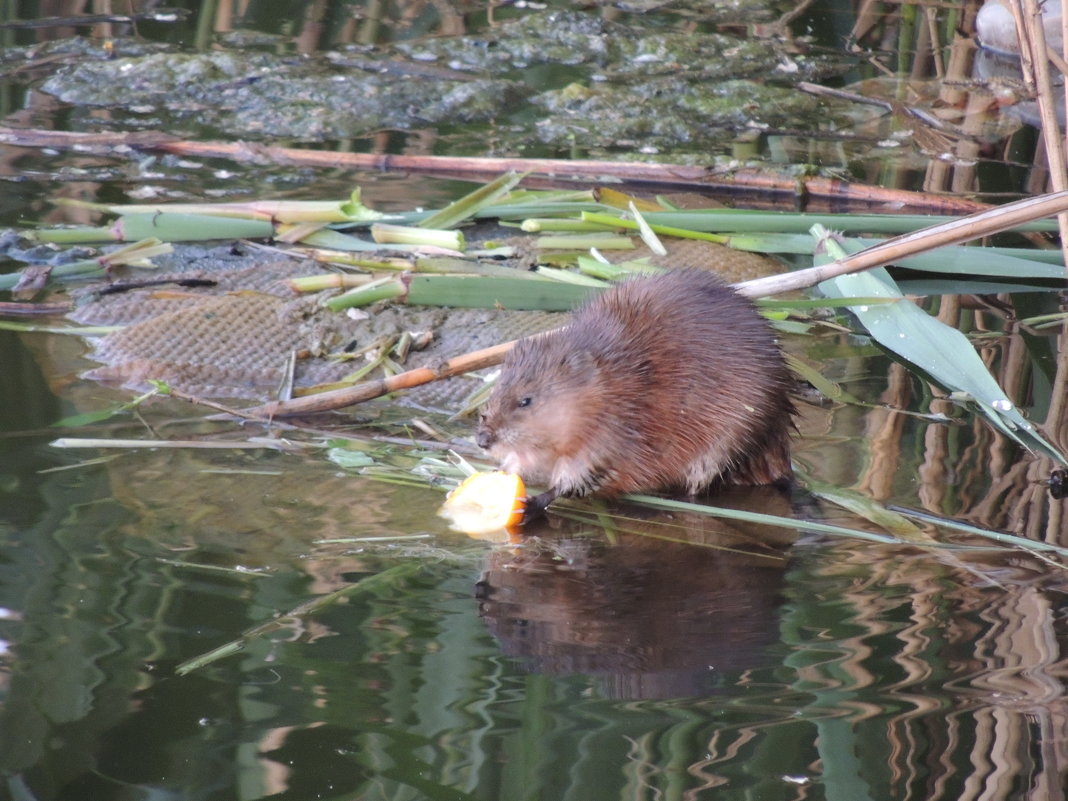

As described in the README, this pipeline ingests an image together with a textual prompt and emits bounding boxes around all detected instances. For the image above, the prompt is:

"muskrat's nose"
[475,429,495,449]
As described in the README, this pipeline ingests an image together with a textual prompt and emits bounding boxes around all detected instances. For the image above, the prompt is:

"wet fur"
[476,269,795,497]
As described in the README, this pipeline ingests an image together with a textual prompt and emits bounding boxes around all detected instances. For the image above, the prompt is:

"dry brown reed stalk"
[998,1,1068,542]
[240,340,516,419]
[1015,0,1068,254]
[0,126,993,215]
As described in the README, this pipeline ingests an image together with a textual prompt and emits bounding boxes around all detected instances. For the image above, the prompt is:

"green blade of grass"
[31,213,275,244]
[537,234,635,250]
[474,201,616,220]
[176,560,427,674]
[113,213,276,242]
[417,172,525,230]
[625,493,1065,555]
[493,189,597,205]
[629,202,667,255]
[892,506,1068,556]
[52,384,168,428]
[754,296,893,310]
[533,266,610,286]
[804,479,924,537]
[402,274,597,310]
[814,225,1067,465]
[896,278,1065,295]
[0,321,121,334]
[625,494,905,543]
[723,232,1066,279]
[327,200,639,229]
[641,209,1062,234]
[370,223,464,251]
[575,255,662,280]
[520,218,622,233]
[325,274,598,312]
[323,276,407,311]
[59,190,387,224]
[296,228,390,252]
[0,238,173,290]
[581,210,730,243]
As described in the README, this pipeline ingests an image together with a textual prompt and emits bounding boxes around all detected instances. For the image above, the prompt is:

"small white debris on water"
[128,186,164,199]
[858,305,869,312]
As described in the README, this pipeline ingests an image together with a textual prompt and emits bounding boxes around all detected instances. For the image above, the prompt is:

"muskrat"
[476,268,795,510]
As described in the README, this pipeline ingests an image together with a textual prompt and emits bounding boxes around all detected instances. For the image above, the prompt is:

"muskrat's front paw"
[522,489,558,520]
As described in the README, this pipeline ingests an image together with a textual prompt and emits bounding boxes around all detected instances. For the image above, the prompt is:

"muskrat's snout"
[475,427,495,449]
[475,411,496,450]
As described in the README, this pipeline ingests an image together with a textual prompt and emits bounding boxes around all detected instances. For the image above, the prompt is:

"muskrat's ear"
[559,349,596,374]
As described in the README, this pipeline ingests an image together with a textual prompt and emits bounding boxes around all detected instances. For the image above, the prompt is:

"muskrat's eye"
[517,396,533,409]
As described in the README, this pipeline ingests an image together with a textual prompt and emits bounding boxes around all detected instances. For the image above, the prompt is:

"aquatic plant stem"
[1013,1,1068,541]
[0,238,173,290]
[0,127,993,215]
[736,190,1068,298]
[240,340,516,418]
[1016,0,1068,275]
[175,561,427,674]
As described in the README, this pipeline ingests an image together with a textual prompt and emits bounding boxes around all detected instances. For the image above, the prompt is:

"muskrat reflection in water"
[475,492,794,699]
[476,269,795,510]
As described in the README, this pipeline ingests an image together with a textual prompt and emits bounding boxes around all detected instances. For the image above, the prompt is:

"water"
[5,443,1065,799]
[3,1,1068,799]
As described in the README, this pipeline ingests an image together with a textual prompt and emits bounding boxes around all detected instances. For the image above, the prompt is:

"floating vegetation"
[5,173,1068,553]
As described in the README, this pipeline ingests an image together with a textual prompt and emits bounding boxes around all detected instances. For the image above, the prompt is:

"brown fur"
[476,269,795,499]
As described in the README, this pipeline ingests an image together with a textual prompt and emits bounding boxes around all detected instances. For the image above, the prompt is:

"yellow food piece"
[439,471,526,538]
